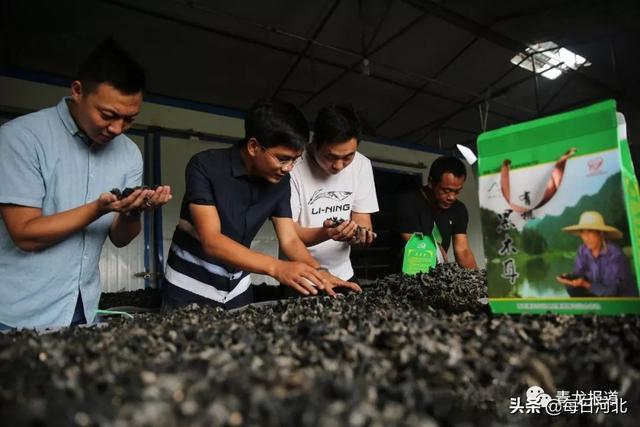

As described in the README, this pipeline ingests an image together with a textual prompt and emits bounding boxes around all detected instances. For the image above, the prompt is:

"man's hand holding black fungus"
[105,185,173,216]
[323,216,376,246]
[323,217,358,242]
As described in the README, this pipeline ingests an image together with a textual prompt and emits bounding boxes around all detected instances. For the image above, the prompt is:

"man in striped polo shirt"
[162,100,361,310]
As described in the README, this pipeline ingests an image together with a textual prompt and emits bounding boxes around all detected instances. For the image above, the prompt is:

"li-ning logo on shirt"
[308,189,352,205]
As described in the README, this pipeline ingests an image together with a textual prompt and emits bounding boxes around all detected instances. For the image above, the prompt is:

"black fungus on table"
[1,263,638,427]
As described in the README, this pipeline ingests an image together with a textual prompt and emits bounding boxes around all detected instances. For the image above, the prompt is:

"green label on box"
[489,299,640,315]
[402,233,437,275]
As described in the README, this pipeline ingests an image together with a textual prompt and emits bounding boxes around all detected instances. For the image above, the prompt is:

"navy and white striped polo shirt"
[162,143,292,310]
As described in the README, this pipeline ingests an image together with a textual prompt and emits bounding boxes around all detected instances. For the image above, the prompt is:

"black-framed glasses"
[257,142,301,168]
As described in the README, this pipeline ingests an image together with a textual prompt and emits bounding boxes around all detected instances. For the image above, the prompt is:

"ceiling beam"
[491,1,578,26]
[359,0,395,57]
[407,71,537,142]
[374,36,479,131]
[544,96,603,116]
[413,62,575,144]
[299,10,430,107]
[272,0,341,98]
[539,61,592,114]
[396,51,547,140]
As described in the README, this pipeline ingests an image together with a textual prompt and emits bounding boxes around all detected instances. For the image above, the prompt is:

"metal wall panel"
[99,237,146,292]
[99,135,148,292]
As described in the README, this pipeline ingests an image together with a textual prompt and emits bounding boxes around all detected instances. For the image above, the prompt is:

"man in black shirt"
[162,100,361,310]
[394,156,478,269]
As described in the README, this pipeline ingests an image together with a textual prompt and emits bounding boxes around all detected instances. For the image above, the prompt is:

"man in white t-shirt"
[290,105,379,282]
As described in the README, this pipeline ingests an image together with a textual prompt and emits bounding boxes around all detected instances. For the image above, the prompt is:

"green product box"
[477,100,640,314]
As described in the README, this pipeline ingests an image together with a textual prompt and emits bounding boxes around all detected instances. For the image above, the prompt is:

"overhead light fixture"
[361,58,371,76]
[456,144,477,165]
[510,41,590,80]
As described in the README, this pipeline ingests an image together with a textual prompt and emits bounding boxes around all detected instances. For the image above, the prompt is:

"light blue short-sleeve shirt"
[0,98,142,328]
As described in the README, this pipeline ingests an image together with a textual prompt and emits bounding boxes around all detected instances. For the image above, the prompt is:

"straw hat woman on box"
[555,211,638,297]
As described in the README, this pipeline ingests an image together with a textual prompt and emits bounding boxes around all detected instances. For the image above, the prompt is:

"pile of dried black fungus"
[388,263,489,313]
[1,263,638,426]
[99,288,162,310]
[110,185,161,200]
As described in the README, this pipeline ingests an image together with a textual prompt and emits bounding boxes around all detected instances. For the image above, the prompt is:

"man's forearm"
[455,249,478,269]
[1,201,104,252]
[295,225,330,247]
[280,238,320,268]
[109,213,142,247]
[201,233,286,276]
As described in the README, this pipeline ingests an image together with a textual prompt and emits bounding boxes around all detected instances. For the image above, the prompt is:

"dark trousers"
[71,293,87,325]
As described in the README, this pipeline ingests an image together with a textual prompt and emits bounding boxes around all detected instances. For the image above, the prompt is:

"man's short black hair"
[244,100,309,150]
[78,38,146,94]
[429,156,467,183]
[313,104,362,147]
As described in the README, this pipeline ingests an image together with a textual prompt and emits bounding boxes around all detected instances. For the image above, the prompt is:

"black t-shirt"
[393,188,468,252]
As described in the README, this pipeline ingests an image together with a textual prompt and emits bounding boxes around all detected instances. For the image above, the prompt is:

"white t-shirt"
[290,150,379,280]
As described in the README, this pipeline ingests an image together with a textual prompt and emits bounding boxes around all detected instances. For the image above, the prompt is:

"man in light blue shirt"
[0,39,172,329]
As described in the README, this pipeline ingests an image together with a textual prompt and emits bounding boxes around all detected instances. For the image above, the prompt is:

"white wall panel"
[99,237,146,292]
[99,135,147,292]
